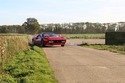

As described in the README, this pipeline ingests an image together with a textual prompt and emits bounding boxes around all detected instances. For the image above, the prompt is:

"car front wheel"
[41,40,45,47]
[61,45,64,47]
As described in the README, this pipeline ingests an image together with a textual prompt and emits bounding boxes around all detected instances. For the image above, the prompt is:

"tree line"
[0,18,125,34]
[40,22,125,34]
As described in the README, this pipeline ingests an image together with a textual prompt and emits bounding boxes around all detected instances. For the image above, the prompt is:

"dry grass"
[0,35,29,72]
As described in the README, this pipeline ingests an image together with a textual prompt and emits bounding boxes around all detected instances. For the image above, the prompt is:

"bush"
[105,32,125,45]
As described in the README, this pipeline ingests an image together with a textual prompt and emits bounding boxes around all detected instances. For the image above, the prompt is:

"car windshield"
[43,33,59,37]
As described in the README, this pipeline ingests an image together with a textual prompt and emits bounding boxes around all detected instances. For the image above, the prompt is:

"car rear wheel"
[29,40,35,46]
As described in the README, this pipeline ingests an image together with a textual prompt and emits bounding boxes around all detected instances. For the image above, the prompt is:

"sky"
[0,0,125,25]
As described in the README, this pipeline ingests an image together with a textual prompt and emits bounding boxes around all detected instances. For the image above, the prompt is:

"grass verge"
[82,44,125,54]
[0,46,57,83]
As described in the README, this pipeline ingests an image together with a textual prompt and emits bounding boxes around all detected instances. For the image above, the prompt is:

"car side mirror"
[36,35,40,39]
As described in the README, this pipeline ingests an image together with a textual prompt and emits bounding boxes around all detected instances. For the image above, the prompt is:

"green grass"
[82,44,125,54]
[0,46,57,83]
[63,34,105,39]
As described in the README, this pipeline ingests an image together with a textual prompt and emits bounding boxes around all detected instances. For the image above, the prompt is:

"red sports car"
[32,32,66,47]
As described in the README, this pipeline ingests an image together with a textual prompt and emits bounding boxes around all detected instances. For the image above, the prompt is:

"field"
[0,35,57,83]
[63,34,105,39]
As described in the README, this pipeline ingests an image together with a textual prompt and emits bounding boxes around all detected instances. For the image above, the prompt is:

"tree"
[22,18,40,34]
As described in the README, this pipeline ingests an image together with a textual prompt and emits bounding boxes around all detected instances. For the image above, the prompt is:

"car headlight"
[62,41,65,43]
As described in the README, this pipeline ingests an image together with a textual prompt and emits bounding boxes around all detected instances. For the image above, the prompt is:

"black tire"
[32,41,35,45]
[41,40,45,47]
[29,40,35,46]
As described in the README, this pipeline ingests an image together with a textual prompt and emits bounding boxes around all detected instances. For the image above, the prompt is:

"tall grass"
[0,35,29,65]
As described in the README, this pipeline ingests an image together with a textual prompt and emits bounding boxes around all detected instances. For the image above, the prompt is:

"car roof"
[40,32,55,35]
[38,32,55,36]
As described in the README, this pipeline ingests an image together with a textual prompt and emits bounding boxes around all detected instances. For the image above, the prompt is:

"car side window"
[36,35,41,39]
[43,34,48,37]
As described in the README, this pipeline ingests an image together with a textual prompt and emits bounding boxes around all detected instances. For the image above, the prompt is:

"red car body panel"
[43,37,66,46]
[32,33,66,46]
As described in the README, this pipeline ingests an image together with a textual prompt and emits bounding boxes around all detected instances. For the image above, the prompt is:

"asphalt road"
[43,39,125,83]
